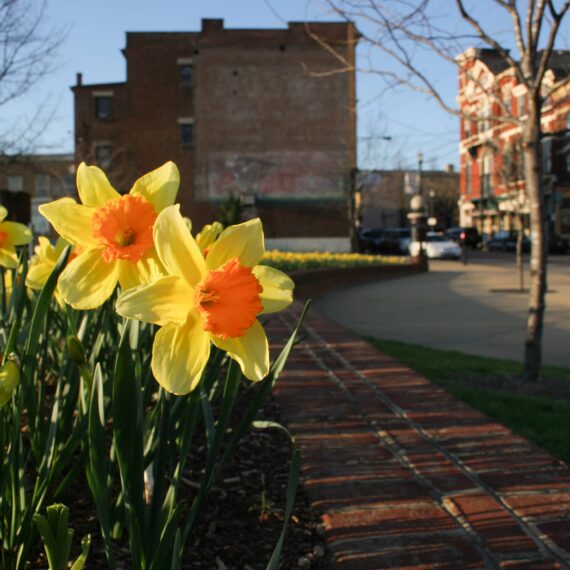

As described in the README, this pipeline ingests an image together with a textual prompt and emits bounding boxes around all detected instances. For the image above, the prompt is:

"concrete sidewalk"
[313,256,570,368]
[270,303,570,569]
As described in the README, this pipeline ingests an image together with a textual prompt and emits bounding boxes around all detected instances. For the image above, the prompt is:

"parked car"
[445,226,481,249]
[357,228,401,254]
[409,232,461,259]
[487,230,530,252]
[548,233,569,254]
[385,228,412,255]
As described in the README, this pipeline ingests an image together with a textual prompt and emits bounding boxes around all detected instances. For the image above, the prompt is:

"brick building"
[457,48,570,240]
[0,154,75,233]
[73,19,357,252]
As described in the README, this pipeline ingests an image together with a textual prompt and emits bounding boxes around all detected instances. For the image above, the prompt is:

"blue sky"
[3,1,568,171]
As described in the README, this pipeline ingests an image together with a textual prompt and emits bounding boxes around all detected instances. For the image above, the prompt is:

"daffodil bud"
[0,359,20,407]
[196,221,223,253]
[67,335,87,367]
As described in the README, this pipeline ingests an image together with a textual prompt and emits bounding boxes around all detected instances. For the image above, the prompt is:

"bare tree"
[0,0,66,158]
[316,0,570,382]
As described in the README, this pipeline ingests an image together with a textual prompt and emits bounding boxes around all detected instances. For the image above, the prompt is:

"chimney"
[202,19,224,33]
[445,163,455,173]
[76,73,82,87]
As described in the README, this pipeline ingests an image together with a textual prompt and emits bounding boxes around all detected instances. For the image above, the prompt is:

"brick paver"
[269,302,570,569]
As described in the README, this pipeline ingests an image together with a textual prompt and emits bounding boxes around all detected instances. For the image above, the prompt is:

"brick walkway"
[269,302,570,569]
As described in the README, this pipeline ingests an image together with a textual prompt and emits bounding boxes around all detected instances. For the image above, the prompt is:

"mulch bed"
[30,394,328,569]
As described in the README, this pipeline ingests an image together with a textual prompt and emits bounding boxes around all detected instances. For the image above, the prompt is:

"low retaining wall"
[290,256,427,300]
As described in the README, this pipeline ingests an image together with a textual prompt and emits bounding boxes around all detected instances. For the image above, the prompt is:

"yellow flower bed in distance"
[261,250,409,272]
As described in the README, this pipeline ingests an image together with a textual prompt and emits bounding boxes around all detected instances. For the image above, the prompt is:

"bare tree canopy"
[318,0,570,382]
[0,0,66,156]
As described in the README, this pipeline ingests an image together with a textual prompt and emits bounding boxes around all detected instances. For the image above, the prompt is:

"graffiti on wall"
[196,151,349,200]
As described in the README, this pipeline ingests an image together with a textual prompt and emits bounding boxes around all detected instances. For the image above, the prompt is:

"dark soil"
[31,396,328,569]
[461,372,570,401]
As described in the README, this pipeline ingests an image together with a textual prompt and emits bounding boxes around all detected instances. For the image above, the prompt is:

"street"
[313,251,570,368]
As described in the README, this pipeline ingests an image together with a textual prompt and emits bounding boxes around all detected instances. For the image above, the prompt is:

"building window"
[503,91,512,115]
[95,96,112,120]
[180,123,194,147]
[35,174,50,198]
[465,159,471,195]
[480,100,491,132]
[517,93,527,116]
[481,153,493,197]
[31,198,50,234]
[180,64,193,87]
[463,118,471,138]
[7,175,23,192]
[95,144,113,168]
[63,174,75,195]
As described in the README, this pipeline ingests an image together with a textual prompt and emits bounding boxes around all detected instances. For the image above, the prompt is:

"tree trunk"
[522,99,547,382]
[517,223,524,292]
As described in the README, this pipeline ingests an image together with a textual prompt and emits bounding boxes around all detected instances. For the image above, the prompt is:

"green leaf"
[112,320,146,567]
[252,420,293,440]
[266,449,301,570]
[86,364,115,569]
[70,534,91,570]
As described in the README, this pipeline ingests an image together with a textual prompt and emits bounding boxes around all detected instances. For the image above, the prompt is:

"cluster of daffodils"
[22,162,293,395]
[261,250,407,272]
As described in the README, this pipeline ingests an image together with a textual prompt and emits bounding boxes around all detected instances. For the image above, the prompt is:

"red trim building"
[458,48,570,239]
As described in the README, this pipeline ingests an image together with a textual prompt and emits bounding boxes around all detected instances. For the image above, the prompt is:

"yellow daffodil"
[0,206,32,268]
[39,162,180,310]
[116,205,294,395]
[196,221,223,254]
[26,237,76,306]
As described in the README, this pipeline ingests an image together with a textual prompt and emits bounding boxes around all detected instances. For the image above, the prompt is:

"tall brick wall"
[73,20,357,242]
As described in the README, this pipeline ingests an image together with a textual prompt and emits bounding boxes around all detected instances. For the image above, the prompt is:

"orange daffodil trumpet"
[116,206,294,394]
[39,162,180,309]
[0,206,32,268]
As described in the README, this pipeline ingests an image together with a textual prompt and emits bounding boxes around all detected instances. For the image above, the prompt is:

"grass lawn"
[368,338,570,464]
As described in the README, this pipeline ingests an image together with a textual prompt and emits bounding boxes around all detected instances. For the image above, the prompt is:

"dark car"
[487,230,530,252]
[445,226,481,249]
[384,228,412,255]
[357,228,403,254]
[548,233,569,254]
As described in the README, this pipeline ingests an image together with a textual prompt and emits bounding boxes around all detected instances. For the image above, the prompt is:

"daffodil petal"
[0,206,7,223]
[1,222,32,246]
[151,315,210,394]
[252,265,294,314]
[39,198,97,248]
[26,262,53,291]
[211,320,269,381]
[38,236,54,263]
[77,163,120,207]
[206,218,264,270]
[0,248,19,269]
[154,205,206,286]
[130,161,180,213]
[59,249,118,309]
[116,275,192,326]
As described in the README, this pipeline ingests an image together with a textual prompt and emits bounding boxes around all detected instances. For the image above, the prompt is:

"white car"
[409,233,461,259]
